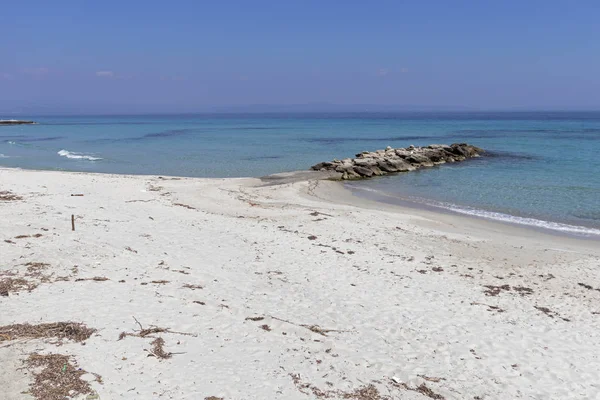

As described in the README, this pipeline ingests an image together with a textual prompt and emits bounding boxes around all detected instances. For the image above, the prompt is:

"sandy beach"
[1,167,600,400]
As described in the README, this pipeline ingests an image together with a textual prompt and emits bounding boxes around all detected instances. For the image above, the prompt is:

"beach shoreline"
[1,167,600,399]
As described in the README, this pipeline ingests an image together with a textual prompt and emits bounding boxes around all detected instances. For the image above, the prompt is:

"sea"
[1,112,599,237]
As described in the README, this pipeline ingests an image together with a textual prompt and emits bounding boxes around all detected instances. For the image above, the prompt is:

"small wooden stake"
[71,214,75,231]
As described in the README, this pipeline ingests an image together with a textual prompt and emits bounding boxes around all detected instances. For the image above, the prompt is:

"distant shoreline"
[0,120,37,125]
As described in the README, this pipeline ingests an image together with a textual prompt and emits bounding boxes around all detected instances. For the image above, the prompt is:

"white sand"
[1,168,600,400]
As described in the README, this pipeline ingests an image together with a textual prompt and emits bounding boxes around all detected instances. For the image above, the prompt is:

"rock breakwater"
[311,143,483,180]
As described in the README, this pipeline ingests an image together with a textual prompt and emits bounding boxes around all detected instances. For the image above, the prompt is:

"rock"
[354,158,378,167]
[353,166,375,177]
[422,148,448,163]
[310,143,483,180]
[310,161,335,171]
[386,158,414,172]
[394,149,412,158]
[406,153,433,167]
[377,160,399,173]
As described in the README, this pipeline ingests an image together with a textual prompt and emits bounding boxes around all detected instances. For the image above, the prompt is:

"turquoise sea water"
[1,112,599,236]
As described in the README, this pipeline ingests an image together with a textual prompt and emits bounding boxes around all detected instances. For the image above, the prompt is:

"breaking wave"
[57,149,103,161]
[347,185,600,237]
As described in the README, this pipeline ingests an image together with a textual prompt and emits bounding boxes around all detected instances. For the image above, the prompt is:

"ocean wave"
[0,153,9,158]
[58,149,103,161]
[347,185,600,237]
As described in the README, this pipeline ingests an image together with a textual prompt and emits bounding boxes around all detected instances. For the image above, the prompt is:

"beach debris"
[0,322,96,343]
[290,374,392,399]
[470,302,505,313]
[71,214,75,231]
[389,378,446,400]
[245,316,265,321]
[204,397,224,400]
[482,284,511,296]
[71,194,84,196]
[417,375,446,383]
[0,277,37,296]
[24,353,102,400]
[311,143,484,180]
[513,286,534,296]
[118,316,196,341]
[578,282,600,292]
[75,277,110,282]
[0,190,23,201]
[174,202,196,210]
[145,337,172,359]
[309,211,333,217]
[483,284,533,297]
[14,233,43,239]
[307,235,318,240]
[148,184,163,192]
[260,324,272,331]
[182,283,203,290]
[269,316,347,337]
[534,306,571,322]
[24,262,50,275]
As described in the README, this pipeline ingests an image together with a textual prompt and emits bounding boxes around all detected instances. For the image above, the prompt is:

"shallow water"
[1,112,599,236]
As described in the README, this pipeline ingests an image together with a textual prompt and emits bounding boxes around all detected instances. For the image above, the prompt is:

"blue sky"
[1,0,599,113]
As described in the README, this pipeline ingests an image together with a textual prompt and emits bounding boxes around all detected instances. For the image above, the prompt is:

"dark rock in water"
[0,120,37,126]
[310,143,484,180]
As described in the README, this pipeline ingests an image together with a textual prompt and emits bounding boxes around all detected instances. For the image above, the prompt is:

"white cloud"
[1,73,13,80]
[400,67,409,73]
[96,71,114,78]
[377,68,389,77]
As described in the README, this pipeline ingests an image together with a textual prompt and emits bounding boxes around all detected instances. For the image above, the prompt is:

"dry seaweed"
[0,277,38,296]
[174,202,196,210]
[24,353,101,400]
[483,284,511,296]
[146,337,172,359]
[75,276,109,282]
[0,190,22,201]
[0,322,95,343]
[245,316,265,321]
[118,317,196,341]
[182,283,203,290]
[290,374,391,399]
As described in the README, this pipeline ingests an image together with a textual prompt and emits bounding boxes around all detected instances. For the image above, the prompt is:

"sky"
[1,0,599,114]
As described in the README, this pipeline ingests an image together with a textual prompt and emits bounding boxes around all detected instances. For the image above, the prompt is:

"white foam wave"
[434,202,600,237]
[58,149,102,161]
[347,184,600,237]
[0,153,9,158]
